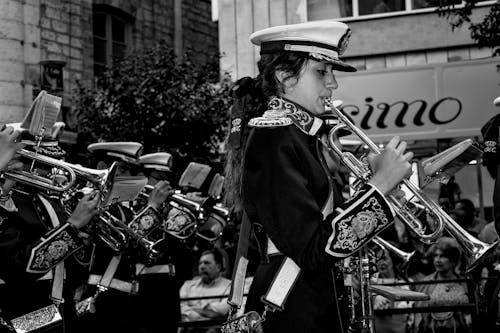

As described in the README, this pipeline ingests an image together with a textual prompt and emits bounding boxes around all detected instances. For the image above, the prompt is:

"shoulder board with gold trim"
[248,109,292,128]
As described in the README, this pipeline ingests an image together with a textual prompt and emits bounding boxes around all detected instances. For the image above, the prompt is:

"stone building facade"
[0,0,217,137]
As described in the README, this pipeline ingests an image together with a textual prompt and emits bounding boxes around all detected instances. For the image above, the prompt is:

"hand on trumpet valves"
[0,124,24,172]
[373,295,392,310]
[1,159,23,195]
[148,180,174,210]
[67,190,101,229]
[368,136,413,196]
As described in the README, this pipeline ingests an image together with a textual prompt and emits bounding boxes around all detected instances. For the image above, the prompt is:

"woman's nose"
[325,72,338,90]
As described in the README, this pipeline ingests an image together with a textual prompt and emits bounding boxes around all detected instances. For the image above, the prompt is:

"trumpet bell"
[422,139,482,185]
[324,98,496,272]
[196,209,227,242]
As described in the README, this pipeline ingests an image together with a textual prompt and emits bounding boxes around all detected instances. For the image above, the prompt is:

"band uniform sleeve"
[26,223,84,273]
[325,183,394,258]
[244,127,395,273]
[128,205,162,237]
[0,213,81,280]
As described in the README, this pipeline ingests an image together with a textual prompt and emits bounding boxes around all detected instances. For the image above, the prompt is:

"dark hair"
[455,198,475,222]
[223,51,308,214]
[429,237,461,265]
[201,248,224,270]
[257,52,308,97]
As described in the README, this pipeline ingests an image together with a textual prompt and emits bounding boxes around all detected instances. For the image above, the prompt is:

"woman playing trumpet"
[224,20,413,333]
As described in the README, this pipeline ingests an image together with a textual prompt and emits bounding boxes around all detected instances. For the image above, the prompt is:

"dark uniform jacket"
[0,190,87,333]
[242,96,395,333]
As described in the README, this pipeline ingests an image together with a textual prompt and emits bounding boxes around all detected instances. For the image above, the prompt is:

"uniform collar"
[267,96,325,136]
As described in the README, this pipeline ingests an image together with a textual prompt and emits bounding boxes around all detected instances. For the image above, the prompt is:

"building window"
[308,0,491,20]
[93,5,133,77]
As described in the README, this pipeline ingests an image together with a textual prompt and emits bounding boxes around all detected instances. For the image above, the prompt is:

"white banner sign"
[335,58,500,143]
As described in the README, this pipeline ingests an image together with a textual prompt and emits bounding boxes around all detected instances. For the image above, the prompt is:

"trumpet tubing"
[372,236,415,264]
[3,149,76,192]
[324,98,498,272]
[104,211,163,264]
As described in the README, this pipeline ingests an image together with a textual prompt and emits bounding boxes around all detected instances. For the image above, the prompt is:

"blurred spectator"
[412,237,471,333]
[372,247,413,333]
[438,176,461,213]
[478,221,499,244]
[478,245,500,331]
[179,248,231,333]
[455,199,488,238]
[406,229,434,282]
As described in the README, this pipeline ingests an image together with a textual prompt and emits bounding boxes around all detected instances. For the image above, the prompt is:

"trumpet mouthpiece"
[331,99,343,108]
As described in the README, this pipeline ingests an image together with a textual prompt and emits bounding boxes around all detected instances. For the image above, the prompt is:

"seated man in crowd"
[179,248,231,332]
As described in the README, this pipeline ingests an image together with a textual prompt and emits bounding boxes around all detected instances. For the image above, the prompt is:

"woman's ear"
[275,70,287,85]
[275,70,297,93]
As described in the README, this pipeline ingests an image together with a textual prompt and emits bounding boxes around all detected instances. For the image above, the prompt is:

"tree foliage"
[437,0,500,55]
[74,43,232,177]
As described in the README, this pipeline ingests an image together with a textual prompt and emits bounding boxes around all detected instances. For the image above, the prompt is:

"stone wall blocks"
[45,41,62,54]
[70,3,82,15]
[44,51,65,62]
[0,81,24,106]
[0,104,26,123]
[24,4,40,23]
[40,17,51,29]
[56,34,70,44]
[0,1,23,21]
[70,38,82,48]
[61,12,70,23]
[0,40,23,60]
[70,26,82,36]
[0,20,24,40]
[69,47,82,59]
[0,60,25,82]
[52,20,69,33]
[41,30,56,40]
[69,58,83,71]
[62,44,70,56]
[25,64,40,85]
[44,6,61,20]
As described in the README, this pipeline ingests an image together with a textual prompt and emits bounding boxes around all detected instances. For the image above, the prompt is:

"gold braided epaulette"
[248,109,292,128]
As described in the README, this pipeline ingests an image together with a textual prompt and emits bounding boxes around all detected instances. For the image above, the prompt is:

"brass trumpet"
[2,149,77,192]
[140,185,228,242]
[372,236,415,265]
[325,98,498,273]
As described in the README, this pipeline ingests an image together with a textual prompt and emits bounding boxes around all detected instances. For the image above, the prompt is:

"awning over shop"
[336,58,500,143]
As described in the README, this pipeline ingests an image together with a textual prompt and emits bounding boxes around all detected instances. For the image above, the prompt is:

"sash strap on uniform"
[261,257,301,311]
[87,274,138,294]
[135,263,175,275]
[37,195,65,305]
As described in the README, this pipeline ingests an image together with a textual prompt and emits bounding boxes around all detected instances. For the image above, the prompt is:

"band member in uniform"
[0,127,101,333]
[77,143,178,333]
[479,96,500,330]
[224,20,413,332]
